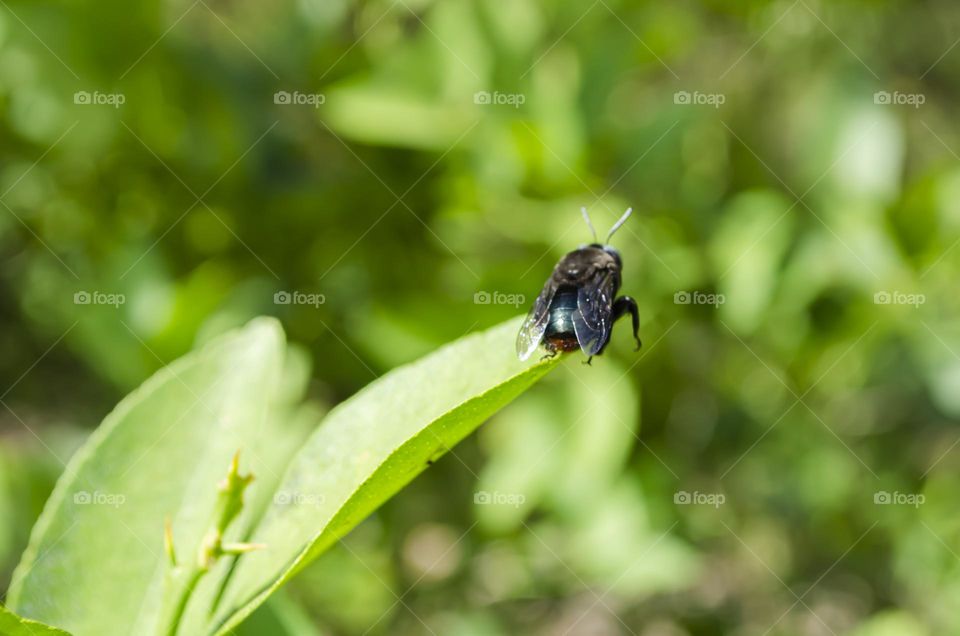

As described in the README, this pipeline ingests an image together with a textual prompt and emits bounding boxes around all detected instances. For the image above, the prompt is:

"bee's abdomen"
[545,288,578,338]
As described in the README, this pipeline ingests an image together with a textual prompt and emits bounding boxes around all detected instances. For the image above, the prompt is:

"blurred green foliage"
[2,0,960,633]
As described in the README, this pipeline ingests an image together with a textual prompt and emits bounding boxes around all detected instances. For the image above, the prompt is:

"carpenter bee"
[517,207,641,362]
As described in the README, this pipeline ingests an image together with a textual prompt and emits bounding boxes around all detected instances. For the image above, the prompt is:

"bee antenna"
[580,207,599,242]
[605,207,633,243]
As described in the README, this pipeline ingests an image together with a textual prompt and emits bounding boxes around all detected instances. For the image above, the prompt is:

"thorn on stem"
[164,517,177,567]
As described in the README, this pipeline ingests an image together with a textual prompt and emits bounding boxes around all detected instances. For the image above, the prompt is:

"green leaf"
[9,316,558,636]
[209,316,558,635]
[232,591,323,636]
[7,319,292,636]
[0,605,71,636]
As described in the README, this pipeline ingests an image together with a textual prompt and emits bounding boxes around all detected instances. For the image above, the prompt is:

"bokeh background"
[2,0,960,634]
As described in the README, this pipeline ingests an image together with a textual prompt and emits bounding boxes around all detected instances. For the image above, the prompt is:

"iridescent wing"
[572,268,617,356]
[516,277,557,361]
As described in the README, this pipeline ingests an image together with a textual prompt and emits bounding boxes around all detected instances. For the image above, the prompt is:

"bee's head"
[579,243,622,267]
[602,245,622,267]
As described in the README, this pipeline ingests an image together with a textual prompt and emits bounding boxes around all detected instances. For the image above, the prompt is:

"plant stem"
[157,453,258,636]
[162,567,206,636]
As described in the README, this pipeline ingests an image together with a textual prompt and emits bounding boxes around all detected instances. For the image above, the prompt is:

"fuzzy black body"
[517,244,641,361]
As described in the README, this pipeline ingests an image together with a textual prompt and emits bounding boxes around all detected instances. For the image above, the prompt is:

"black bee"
[517,207,641,362]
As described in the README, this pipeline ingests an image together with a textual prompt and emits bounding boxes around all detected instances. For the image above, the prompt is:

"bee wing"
[516,278,556,361]
[572,268,616,356]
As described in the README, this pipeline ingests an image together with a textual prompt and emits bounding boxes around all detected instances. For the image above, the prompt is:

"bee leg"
[582,356,593,366]
[611,296,642,351]
[540,350,558,362]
